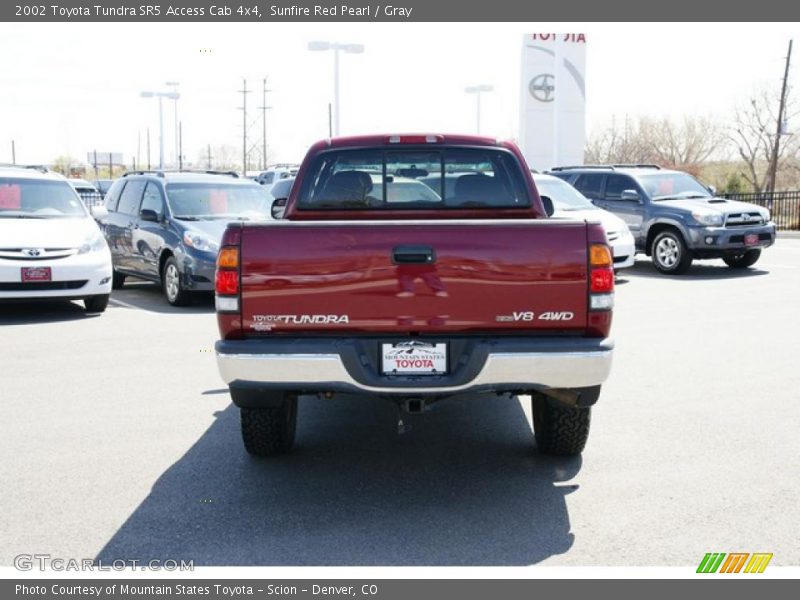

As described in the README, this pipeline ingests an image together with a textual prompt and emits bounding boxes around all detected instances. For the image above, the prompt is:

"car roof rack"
[611,163,661,169]
[122,169,239,178]
[0,163,50,173]
[549,163,662,172]
[550,165,615,171]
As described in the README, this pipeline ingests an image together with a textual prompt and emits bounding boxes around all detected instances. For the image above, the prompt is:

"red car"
[214,134,615,457]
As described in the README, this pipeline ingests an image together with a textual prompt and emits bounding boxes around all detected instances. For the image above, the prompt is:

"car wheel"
[111,270,126,289]
[84,294,110,313]
[531,393,591,456]
[240,394,298,457]
[651,230,692,274]
[723,249,761,269]
[162,256,191,306]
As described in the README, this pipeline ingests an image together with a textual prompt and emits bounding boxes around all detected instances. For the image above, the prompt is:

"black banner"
[3,0,800,22]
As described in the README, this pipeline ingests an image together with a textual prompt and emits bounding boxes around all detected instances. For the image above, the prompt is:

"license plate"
[744,234,759,246]
[381,342,447,375]
[21,267,51,282]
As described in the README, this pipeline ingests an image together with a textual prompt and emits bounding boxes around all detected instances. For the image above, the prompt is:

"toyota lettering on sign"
[519,33,587,171]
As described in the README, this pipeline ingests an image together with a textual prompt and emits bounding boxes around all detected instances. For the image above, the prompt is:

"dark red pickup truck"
[214,134,615,457]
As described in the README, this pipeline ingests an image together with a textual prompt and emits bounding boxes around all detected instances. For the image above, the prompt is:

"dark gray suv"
[550,165,776,274]
[95,170,273,305]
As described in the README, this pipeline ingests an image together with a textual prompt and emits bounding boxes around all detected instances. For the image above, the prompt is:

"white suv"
[0,165,112,312]
[255,164,299,190]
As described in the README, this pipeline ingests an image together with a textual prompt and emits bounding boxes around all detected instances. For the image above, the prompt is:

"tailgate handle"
[392,245,436,265]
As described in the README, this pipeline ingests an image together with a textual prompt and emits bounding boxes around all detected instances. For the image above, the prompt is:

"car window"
[165,183,272,219]
[604,175,634,201]
[140,182,164,216]
[533,177,594,211]
[0,178,86,218]
[105,180,124,211]
[117,179,146,215]
[263,173,274,184]
[574,174,603,200]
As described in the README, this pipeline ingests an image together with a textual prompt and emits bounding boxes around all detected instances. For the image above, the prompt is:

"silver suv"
[551,165,776,274]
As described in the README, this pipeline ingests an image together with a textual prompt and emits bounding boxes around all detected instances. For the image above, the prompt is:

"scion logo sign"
[530,74,555,102]
[696,552,773,573]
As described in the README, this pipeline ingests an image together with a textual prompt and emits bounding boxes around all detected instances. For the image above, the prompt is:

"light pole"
[464,84,493,134]
[166,81,180,167]
[140,89,180,169]
[308,41,365,137]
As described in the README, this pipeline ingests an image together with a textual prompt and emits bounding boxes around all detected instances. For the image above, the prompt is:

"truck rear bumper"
[216,336,614,398]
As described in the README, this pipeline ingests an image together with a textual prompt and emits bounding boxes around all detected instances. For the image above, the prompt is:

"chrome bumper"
[216,344,614,395]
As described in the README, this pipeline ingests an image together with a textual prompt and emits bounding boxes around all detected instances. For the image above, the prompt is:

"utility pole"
[767,39,793,195]
[178,121,183,169]
[238,79,250,176]
[259,77,272,170]
[207,144,212,169]
[328,103,333,138]
[146,128,151,170]
[11,140,16,164]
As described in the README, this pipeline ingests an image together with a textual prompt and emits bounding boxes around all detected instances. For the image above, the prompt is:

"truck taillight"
[589,243,614,311]
[215,245,240,312]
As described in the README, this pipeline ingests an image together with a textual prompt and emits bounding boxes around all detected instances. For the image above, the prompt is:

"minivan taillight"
[215,246,240,312]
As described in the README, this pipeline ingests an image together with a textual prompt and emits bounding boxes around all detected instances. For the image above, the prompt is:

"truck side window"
[574,174,603,200]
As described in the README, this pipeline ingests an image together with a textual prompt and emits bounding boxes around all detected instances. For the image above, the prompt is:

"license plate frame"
[381,341,448,375]
[744,233,759,246]
[21,266,52,282]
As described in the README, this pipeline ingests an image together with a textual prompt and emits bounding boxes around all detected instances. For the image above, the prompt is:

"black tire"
[723,249,761,269]
[111,270,126,289]
[162,256,191,306]
[651,229,693,274]
[532,393,591,456]
[84,294,110,313]
[240,395,298,457]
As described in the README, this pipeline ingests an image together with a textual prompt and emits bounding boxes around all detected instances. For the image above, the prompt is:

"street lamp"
[308,41,365,137]
[140,89,180,169]
[166,81,180,166]
[464,84,494,134]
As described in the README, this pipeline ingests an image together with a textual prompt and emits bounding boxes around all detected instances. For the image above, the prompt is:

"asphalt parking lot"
[1,240,799,567]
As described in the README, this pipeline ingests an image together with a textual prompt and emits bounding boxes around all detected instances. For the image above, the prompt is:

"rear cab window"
[296,147,530,210]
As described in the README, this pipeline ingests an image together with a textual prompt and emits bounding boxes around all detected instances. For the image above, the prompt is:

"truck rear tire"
[240,395,298,457]
[532,394,591,456]
[651,229,693,274]
[723,249,761,269]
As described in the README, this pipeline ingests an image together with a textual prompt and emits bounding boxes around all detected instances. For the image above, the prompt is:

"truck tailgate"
[239,220,589,335]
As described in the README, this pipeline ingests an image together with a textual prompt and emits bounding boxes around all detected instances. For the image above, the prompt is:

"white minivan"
[0,166,112,312]
[534,173,636,269]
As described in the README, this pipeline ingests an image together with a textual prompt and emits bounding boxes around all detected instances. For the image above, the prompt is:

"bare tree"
[730,88,799,192]
[197,144,240,171]
[586,116,724,173]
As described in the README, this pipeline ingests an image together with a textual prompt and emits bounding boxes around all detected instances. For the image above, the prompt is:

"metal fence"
[720,190,800,230]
